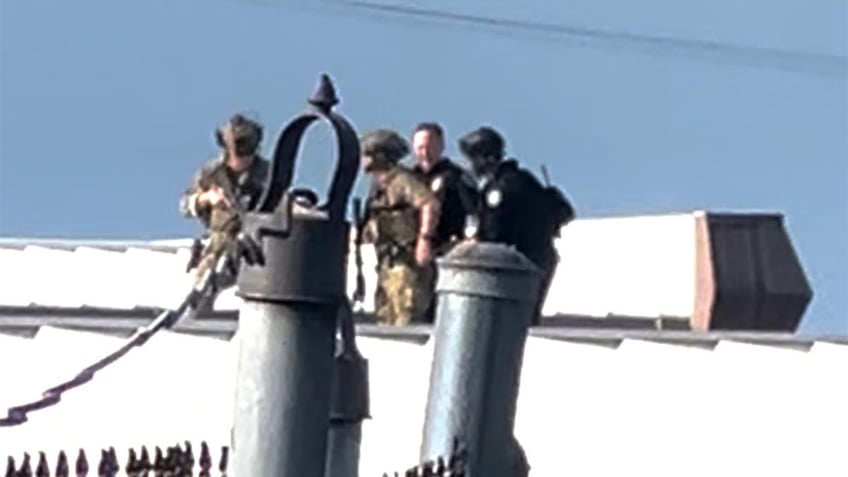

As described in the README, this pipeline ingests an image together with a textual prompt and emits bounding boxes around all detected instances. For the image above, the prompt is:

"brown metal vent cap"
[693,211,814,332]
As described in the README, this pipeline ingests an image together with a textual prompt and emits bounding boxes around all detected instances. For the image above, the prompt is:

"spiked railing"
[4,441,229,477]
[380,439,468,477]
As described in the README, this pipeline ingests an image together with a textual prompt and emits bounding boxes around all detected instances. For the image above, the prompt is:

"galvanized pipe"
[231,298,338,477]
[420,241,541,476]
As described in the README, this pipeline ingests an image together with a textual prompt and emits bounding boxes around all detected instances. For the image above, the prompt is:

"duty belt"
[376,242,416,268]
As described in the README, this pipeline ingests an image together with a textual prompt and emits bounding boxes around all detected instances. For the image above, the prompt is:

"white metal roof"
[0,216,842,475]
[0,212,704,323]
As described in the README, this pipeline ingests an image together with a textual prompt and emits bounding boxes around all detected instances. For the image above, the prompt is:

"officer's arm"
[359,183,380,244]
[361,207,379,244]
[179,165,213,222]
[407,178,441,241]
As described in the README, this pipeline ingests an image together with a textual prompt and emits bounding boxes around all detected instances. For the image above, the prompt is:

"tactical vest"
[367,190,420,266]
[413,159,477,251]
[201,160,267,235]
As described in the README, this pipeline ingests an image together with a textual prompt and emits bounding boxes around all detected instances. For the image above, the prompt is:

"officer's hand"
[199,187,232,209]
[415,238,433,266]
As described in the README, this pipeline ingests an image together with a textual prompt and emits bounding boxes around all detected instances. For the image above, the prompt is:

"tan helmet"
[360,128,409,171]
[215,113,264,156]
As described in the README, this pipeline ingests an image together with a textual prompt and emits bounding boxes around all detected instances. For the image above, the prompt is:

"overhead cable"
[242,0,847,78]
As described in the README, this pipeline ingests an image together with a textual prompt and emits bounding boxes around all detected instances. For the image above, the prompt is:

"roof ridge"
[0,237,193,251]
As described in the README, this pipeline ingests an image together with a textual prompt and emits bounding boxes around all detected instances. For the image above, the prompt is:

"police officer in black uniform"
[458,126,575,325]
[410,122,478,255]
[410,122,478,323]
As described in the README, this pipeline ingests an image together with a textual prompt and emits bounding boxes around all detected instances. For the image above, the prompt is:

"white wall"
[1,327,845,476]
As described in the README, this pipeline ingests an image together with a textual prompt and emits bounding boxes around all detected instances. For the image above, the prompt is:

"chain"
[0,249,239,428]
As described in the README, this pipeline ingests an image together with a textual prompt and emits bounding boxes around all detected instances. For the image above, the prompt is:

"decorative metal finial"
[308,73,339,113]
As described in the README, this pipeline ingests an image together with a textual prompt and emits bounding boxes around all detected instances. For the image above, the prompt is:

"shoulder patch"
[431,176,444,192]
[486,189,502,208]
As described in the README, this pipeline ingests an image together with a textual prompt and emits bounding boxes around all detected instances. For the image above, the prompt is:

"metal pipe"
[420,241,541,476]
[229,74,361,477]
[230,298,337,477]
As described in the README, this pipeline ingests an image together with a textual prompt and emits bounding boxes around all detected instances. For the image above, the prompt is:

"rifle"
[540,164,552,187]
[351,197,367,305]
[185,177,255,274]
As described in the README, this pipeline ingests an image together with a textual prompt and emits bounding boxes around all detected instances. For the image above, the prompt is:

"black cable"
[239,0,847,78]
[0,256,223,427]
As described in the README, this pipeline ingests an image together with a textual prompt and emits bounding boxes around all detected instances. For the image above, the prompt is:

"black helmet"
[215,113,264,156]
[458,126,505,160]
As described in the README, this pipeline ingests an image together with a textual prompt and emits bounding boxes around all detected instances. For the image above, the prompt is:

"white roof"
[0,211,836,475]
[0,327,845,476]
[0,212,706,322]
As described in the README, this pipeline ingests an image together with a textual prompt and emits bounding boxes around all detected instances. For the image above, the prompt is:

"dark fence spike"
[19,452,32,477]
[217,447,228,475]
[153,448,164,471]
[435,457,446,474]
[56,451,69,477]
[35,452,49,477]
[126,448,138,475]
[96,450,106,477]
[164,447,176,472]
[198,442,210,475]
[75,449,88,477]
[183,442,194,468]
[139,447,150,471]
[107,448,118,475]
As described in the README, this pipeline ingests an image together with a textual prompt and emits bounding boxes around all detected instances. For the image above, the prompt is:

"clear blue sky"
[1,0,846,335]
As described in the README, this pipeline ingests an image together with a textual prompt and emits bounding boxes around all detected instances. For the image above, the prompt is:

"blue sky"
[1,0,846,334]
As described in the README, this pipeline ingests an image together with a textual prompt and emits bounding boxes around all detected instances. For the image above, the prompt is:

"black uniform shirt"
[412,158,478,251]
[475,159,557,269]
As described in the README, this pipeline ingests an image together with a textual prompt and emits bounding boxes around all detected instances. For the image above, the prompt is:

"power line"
[241,0,847,78]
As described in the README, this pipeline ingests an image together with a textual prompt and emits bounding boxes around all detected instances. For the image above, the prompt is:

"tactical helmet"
[360,129,410,170]
[215,113,263,156]
[458,126,505,160]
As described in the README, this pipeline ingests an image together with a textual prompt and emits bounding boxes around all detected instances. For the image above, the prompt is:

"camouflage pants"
[374,260,434,326]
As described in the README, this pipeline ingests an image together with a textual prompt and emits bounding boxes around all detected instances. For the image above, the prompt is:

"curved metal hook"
[255,74,360,222]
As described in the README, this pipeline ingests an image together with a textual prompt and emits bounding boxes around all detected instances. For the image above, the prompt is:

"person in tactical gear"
[410,121,478,323]
[359,128,441,326]
[179,113,270,302]
[458,126,575,325]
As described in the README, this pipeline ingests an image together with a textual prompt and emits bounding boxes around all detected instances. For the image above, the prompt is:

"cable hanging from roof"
[241,0,847,78]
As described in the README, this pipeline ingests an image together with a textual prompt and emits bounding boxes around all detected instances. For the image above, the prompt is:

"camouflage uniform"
[361,130,440,326]
[180,115,270,290]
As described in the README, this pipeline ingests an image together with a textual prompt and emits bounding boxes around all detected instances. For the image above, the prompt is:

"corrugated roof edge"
[0,305,844,348]
[0,237,185,253]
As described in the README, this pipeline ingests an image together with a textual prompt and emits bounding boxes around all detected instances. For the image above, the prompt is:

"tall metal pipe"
[420,241,541,476]
[229,74,361,477]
